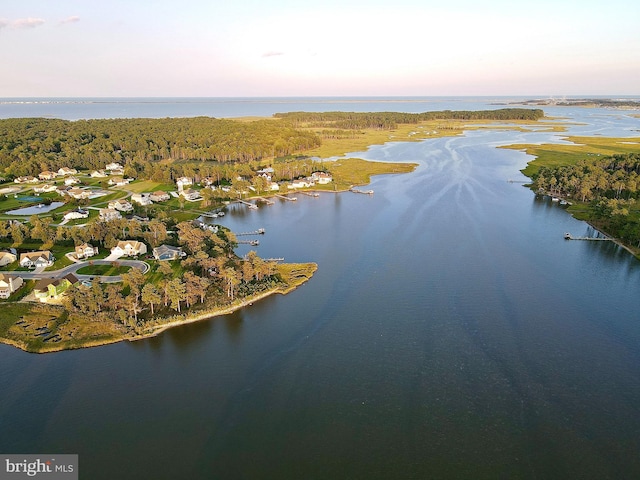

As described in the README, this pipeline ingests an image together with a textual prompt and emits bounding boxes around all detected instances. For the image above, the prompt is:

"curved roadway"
[16,259,150,284]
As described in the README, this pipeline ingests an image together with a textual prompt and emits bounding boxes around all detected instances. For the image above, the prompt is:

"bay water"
[1,99,640,479]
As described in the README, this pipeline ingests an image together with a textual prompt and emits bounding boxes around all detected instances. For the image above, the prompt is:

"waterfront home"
[90,169,108,178]
[14,176,38,184]
[19,251,54,269]
[57,167,78,176]
[98,208,122,222]
[311,172,333,184]
[63,209,89,221]
[267,181,280,191]
[33,184,58,193]
[287,179,312,189]
[0,251,17,267]
[105,162,123,171]
[111,240,147,257]
[68,188,91,200]
[38,171,57,181]
[75,243,98,259]
[179,188,202,201]
[149,191,170,202]
[108,199,134,212]
[152,244,185,261]
[0,273,23,299]
[34,273,78,301]
[131,192,152,206]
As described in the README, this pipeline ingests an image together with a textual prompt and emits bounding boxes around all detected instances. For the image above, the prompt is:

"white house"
[67,188,91,200]
[288,179,312,189]
[33,184,58,193]
[0,274,24,299]
[19,251,54,269]
[99,208,122,222]
[57,167,78,176]
[90,170,108,178]
[0,251,17,267]
[38,171,57,181]
[107,177,131,186]
[108,199,134,212]
[64,176,80,186]
[111,240,147,257]
[179,188,202,201]
[63,209,89,221]
[75,243,98,260]
[149,191,170,202]
[131,193,152,206]
[14,176,38,184]
[311,172,333,184]
[105,162,123,171]
[268,181,280,191]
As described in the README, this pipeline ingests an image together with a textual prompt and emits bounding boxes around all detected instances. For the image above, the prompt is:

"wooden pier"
[238,199,258,210]
[300,192,320,197]
[275,194,297,201]
[564,233,611,241]
[238,239,260,246]
[256,197,275,205]
[350,188,374,195]
[237,228,265,236]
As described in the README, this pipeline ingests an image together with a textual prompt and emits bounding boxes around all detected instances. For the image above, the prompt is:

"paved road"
[16,259,150,284]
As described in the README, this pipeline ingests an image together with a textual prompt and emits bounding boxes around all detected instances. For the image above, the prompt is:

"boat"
[564,233,572,240]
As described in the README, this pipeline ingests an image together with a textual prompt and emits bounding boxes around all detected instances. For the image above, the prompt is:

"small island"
[0,108,549,353]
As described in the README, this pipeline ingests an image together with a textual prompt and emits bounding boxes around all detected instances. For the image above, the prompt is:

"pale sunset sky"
[1,0,638,97]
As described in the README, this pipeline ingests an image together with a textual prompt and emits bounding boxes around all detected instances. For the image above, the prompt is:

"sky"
[1,0,639,97]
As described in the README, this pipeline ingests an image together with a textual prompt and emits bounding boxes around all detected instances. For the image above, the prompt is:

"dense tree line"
[274,109,544,130]
[532,153,640,247]
[0,117,321,177]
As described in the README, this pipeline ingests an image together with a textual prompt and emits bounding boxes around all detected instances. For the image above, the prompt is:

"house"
[90,169,108,178]
[19,251,54,269]
[176,177,193,190]
[33,184,58,193]
[99,208,122,222]
[267,181,280,191]
[75,243,98,259]
[0,274,23,299]
[108,176,131,186]
[131,193,152,206]
[105,162,123,171]
[64,176,80,186]
[311,172,333,184]
[34,274,78,301]
[108,199,134,212]
[111,240,147,257]
[56,185,73,196]
[149,191,170,202]
[152,245,185,261]
[63,209,89,221]
[67,188,91,200]
[179,188,202,201]
[14,176,38,184]
[38,171,57,181]
[57,167,78,176]
[0,251,17,267]
[288,179,312,189]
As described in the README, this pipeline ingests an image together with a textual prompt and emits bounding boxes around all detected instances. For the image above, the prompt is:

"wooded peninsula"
[6,107,628,353]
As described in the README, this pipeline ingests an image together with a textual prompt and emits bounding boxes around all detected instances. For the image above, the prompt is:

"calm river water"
[1,99,640,479]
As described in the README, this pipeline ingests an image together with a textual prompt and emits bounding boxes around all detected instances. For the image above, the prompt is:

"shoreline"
[0,263,317,354]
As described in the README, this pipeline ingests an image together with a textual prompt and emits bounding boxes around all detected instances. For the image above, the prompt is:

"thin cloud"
[60,16,80,25]
[11,17,46,29]
[262,51,285,58]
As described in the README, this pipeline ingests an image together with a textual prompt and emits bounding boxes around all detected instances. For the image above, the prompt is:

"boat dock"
[300,192,320,197]
[275,194,297,201]
[256,197,275,205]
[238,200,258,210]
[564,233,611,241]
[237,228,265,236]
[238,239,260,246]
[350,188,374,195]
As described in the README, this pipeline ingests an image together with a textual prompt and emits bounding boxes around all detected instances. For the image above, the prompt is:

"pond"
[6,201,65,215]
